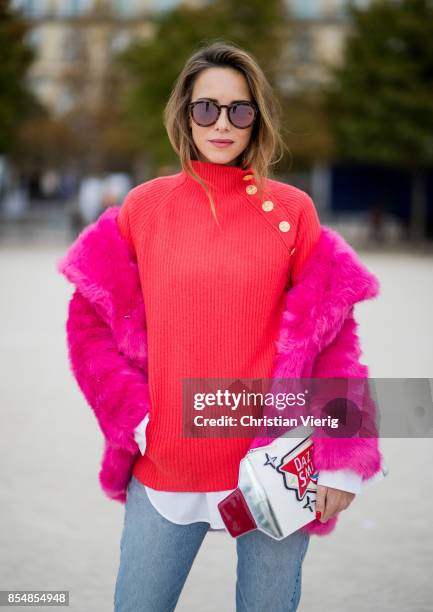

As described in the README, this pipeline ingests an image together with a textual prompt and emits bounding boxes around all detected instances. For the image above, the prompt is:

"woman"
[57,42,382,611]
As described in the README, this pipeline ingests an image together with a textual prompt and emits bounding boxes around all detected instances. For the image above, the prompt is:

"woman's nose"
[215,107,231,128]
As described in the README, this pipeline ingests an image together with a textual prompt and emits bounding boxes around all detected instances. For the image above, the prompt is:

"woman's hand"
[315,484,355,523]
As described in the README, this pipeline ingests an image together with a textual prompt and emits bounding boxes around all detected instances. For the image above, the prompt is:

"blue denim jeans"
[114,475,310,611]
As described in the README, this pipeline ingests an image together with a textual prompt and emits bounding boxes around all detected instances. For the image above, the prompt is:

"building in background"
[279,0,371,94]
[11,0,161,115]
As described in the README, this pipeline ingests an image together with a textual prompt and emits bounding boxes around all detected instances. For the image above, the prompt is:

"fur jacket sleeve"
[65,288,150,455]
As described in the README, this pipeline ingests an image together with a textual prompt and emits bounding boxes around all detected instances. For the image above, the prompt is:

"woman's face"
[188,67,254,167]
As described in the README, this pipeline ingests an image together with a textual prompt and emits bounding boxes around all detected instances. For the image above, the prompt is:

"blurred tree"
[0,0,36,154]
[279,91,336,171]
[328,0,433,242]
[13,115,81,173]
[117,0,288,171]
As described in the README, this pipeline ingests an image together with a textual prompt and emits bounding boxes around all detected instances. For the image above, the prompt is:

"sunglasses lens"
[191,101,219,126]
[230,103,255,128]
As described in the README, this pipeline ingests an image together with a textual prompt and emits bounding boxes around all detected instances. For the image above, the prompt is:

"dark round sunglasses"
[189,99,258,129]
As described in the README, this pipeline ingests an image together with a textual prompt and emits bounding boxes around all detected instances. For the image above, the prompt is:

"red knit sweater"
[117,160,321,491]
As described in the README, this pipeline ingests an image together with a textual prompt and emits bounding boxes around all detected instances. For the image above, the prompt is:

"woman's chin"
[199,149,239,165]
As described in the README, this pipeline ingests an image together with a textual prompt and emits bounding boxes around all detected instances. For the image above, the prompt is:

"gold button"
[243,174,254,181]
[262,200,274,212]
[279,220,291,232]
[290,247,296,256]
[246,185,257,195]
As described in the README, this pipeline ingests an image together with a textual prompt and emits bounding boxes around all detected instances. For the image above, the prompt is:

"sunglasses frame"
[189,98,258,129]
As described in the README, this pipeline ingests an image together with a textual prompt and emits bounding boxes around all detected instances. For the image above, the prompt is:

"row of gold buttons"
[243,173,296,254]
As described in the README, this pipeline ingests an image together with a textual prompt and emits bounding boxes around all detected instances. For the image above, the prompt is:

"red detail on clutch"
[217,488,257,537]
[280,444,316,499]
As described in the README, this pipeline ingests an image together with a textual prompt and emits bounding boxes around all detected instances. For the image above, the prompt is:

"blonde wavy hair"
[163,40,288,227]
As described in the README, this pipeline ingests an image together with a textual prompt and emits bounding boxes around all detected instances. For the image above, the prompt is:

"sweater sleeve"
[290,194,321,286]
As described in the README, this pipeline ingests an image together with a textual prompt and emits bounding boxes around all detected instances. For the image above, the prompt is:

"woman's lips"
[209,140,234,148]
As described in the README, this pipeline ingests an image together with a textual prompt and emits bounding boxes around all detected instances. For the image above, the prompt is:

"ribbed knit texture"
[117,160,321,491]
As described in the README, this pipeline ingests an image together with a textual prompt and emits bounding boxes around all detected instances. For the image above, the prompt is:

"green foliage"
[0,0,36,154]
[329,0,433,168]
[117,0,287,168]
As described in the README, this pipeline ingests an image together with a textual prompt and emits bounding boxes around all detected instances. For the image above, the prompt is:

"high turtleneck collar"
[180,159,254,195]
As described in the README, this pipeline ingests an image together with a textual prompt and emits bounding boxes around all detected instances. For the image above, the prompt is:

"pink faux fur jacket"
[57,206,382,536]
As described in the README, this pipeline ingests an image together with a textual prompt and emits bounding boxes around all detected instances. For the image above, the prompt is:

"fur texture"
[57,206,382,536]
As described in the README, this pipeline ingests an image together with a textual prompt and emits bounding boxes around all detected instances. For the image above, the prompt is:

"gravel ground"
[0,242,432,612]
